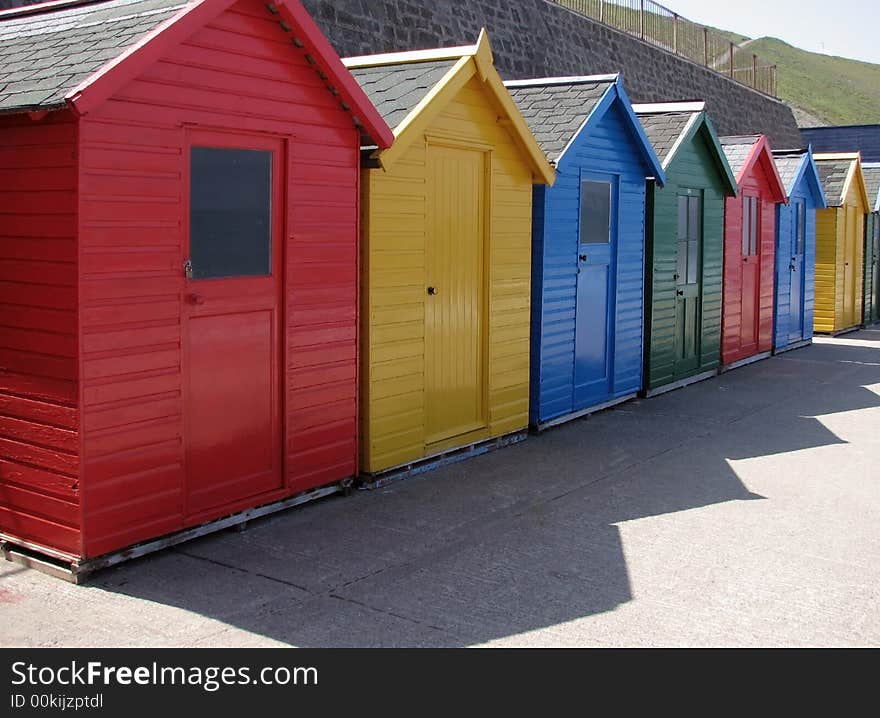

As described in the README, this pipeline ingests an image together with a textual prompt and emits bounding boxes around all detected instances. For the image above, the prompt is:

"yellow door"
[843,205,858,328]
[425,144,486,444]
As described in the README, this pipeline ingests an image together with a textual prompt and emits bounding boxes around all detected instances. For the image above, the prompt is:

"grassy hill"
[737,37,880,126]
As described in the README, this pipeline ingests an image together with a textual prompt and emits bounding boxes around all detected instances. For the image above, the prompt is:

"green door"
[674,192,702,378]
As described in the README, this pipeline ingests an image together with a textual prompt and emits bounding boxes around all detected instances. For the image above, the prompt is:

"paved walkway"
[2,330,879,647]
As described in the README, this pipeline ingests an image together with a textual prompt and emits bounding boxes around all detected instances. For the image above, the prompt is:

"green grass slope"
[743,37,880,126]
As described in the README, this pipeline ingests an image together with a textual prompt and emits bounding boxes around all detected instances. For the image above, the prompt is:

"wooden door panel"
[183,131,283,516]
[574,176,616,407]
[425,144,485,444]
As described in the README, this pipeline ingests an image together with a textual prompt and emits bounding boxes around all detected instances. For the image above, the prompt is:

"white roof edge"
[343,44,477,68]
[861,162,880,168]
[504,74,618,88]
[632,101,705,114]
[660,111,701,170]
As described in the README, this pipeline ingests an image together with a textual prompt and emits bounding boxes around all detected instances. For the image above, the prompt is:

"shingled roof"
[0,0,189,112]
[0,0,394,147]
[815,157,855,207]
[719,135,761,179]
[862,164,880,212]
[503,75,615,161]
[772,150,807,197]
[347,59,456,131]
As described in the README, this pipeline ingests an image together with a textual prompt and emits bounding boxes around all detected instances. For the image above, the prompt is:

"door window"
[742,195,759,257]
[579,180,612,244]
[677,193,702,285]
[190,147,272,280]
[796,200,806,255]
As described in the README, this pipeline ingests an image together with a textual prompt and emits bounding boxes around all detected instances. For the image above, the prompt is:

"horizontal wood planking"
[532,99,650,423]
[0,111,81,556]
[362,75,535,472]
[722,155,778,365]
[646,127,726,391]
[77,0,362,556]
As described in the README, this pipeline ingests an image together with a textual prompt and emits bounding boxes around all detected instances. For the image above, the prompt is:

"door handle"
[186,293,205,305]
[676,289,684,296]
[427,286,437,296]
[579,254,588,262]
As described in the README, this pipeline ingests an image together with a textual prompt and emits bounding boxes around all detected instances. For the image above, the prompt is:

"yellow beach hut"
[813,153,870,333]
[344,30,555,477]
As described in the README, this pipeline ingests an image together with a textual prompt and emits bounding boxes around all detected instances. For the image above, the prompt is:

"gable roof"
[348,60,456,131]
[504,75,616,160]
[633,101,736,195]
[771,148,827,208]
[813,153,870,209]
[720,134,787,203]
[504,74,664,186]
[344,29,555,185]
[0,0,393,147]
[861,163,880,213]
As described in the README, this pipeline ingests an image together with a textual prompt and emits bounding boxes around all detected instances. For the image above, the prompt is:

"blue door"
[574,174,617,408]
[788,199,806,343]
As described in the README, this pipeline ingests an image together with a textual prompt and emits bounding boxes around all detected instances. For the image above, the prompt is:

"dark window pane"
[797,201,806,254]
[687,239,699,285]
[190,147,272,280]
[580,180,611,244]
[749,197,759,256]
[742,197,751,256]
[677,195,688,240]
[688,195,702,241]
[677,239,687,283]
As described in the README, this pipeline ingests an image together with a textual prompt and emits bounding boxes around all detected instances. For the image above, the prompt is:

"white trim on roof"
[660,111,701,170]
[343,44,477,68]
[632,101,705,114]
[503,74,618,88]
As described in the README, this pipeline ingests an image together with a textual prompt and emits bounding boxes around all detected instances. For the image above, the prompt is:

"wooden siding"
[721,156,778,365]
[531,100,649,424]
[773,175,819,349]
[77,0,361,557]
[814,207,840,333]
[361,74,534,473]
[814,183,867,334]
[866,212,879,324]
[645,126,726,391]
[0,111,81,557]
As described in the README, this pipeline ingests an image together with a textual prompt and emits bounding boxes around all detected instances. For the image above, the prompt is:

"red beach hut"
[719,135,787,369]
[0,0,392,575]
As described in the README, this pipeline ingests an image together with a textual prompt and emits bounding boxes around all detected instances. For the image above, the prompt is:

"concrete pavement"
[1,330,879,647]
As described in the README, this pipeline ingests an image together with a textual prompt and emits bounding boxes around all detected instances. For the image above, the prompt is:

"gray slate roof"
[719,135,761,180]
[815,158,853,207]
[771,151,806,197]
[0,0,189,112]
[636,110,697,165]
[862,166,880,211]
[348,59,456,131]
[506,78,615,161]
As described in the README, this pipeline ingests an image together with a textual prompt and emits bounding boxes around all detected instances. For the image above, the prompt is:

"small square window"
[190,147,272,280]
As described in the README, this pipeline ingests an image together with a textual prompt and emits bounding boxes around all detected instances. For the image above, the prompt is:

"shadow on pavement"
[91,334,880,646]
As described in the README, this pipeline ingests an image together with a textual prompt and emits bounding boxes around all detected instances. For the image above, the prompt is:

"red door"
[183,130,284,517]
[740,194,760,355]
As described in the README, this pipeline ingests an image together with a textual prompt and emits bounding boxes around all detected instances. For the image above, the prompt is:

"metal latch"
[183,258,193,280]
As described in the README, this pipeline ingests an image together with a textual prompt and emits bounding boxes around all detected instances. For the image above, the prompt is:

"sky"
[664,0,879,65]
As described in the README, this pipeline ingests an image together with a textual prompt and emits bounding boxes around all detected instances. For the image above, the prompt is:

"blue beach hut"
[506,75,665,429]
[771,148,827,353]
